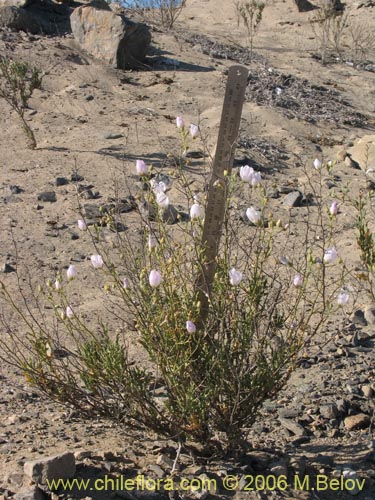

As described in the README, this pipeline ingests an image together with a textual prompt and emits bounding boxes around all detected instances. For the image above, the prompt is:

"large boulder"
[0,0,73,35]
[0,0,33,6]
[0,5,40,33]
[70,5,151,70]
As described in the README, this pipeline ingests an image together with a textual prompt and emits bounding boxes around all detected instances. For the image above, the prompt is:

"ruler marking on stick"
[195,65,248,324]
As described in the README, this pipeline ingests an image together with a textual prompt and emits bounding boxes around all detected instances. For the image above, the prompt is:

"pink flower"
[293,274,303,287]
[229,268,243,286]
[246,207,261,224]
[190,124,199,138]
[324,247,338,264]
[329,201,338,216]
[156,192,169,208]
[337,292,349,306]
[149,270,162,288]
[148,234,157,250]
[67,265,77,280]
[186,321,196,334]
[240,165,262,186]
[190,203,204,220]
[123,277,130,289]
[136,159,148,175]
[314,158,322,170]
[176,116,185,129]
[77,219,87,231]
[90,255,104,269]
[66,306,74,318]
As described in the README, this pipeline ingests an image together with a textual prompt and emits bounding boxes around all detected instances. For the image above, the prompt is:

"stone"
[278,417,306,436]
[37,191,57,203]
[0,6,40,34]
[71,173,84,182]
[294,0,317,12]
[0,0,32,6]
[24,452,75,484]
[103,132,123,139]
[364,305,375,325]
[0,262,15,273]
[351,309,367,327]
[361,385,373,398]
[344,413,370,431]
[70,6,151,70]
[73,450,92,461]
[9,185,22,194]
[162,204,179,225]
[320,403,338,419]
[14,487,47,500]
[147,464,165,478]
[156,454,174,469]
[336,149,348,161]
[345,155,361,170]
[6,471,24,487]
[347,135,375,172]
[270,461,288,477]
[55,177,69,186]
[282,190,303,208]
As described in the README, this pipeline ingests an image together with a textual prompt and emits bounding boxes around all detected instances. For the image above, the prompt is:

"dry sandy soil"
[1,0,375,498]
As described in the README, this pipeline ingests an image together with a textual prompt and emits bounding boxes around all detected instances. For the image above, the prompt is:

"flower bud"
[149,270,162,288]
[313,158,322,170]
[190,203,204,220]
[136,159,148,175]
[324,247,338,264]
[337,292,349,306]
[91,254,104,269]
[246,207,261,224]
[189,123,199,138]
[186,320,196,334]
[67,265,77,280]
[176,116,185,129]
[293,274,303,287]
[77,219,87,231]
[229,268,243,286]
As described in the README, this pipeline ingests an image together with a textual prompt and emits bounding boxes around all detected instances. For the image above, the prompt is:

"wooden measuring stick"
[195,65,248,325]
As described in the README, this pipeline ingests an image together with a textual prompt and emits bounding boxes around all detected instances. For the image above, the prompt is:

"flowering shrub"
[0,121,352,453]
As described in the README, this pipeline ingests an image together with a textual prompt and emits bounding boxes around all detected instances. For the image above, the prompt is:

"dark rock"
[37,191,56,203]
[85,94,94,101]
[9,185,23,194]
[294,0,317,12]
[0,5,40,34]
[278,417,306,436]
[345,155,361,170]
[183,150,205,159]
[0,262,15,273]
[14,486,48,500]
[278,407,299,419]
[364,305,375,325]
[282,190,303,208]
[351,308,367,326]
[320,403,338,419]
[153,173,172,189]
[55,177,69,187]
[71,173,84,182]
[24,452,75,484]
[103,132,123,139]
[0,1,33,6]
